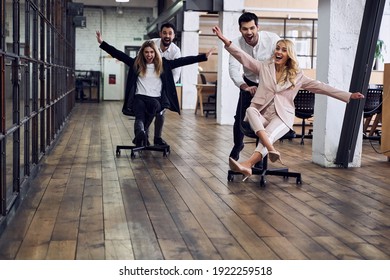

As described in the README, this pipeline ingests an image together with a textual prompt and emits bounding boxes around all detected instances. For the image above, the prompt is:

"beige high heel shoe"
[229,157,252,181]
[268,150,283,164]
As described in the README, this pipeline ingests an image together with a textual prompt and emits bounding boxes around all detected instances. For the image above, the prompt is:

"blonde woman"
[212,26,364,180]
[96,31,213,146]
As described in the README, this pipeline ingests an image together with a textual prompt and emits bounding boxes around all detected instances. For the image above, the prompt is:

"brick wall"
[75,7,153,71]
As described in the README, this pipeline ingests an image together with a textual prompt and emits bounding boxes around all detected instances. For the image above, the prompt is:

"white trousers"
[245,101,289,157]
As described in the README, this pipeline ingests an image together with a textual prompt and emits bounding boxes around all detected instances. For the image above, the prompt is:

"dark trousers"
[133,95,161,133]
[233,77,259,148]
[154,111,165,139]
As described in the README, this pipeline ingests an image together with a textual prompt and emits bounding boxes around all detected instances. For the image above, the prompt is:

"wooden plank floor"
[0,101,389,260]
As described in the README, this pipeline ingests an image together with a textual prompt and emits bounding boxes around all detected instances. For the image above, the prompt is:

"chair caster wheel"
[260,177,266,187]
[227,173,234,182]
[131,152,136,159]
[116,149,120,157]
[296,177,302,184]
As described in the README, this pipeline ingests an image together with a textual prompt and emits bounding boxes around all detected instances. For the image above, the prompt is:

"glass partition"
[0,0,76,223]
[198,15,318,72]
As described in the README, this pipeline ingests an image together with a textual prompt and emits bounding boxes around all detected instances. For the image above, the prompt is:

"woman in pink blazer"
[212,26,364,180]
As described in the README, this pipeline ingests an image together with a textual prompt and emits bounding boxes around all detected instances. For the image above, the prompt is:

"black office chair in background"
[294,89,315,145]
[363,87,382,141]
[198,73,217,117]
[227,92,302,187]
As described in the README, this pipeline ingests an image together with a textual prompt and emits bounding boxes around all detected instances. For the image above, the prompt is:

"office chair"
[116,114,170,158]
[116,141,170,159]
[375,84,383,89]
[227,93,302,187]
[205,80,217,117]
[198,73,216,117]
[363,88,382,141]
[294,89,315,145]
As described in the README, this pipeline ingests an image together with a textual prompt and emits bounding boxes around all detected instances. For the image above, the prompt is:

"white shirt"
[152,38,182,83]
[136,64,162,98]
[229,31,280,87]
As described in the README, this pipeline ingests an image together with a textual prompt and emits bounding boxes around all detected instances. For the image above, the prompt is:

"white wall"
[377,0,390,70]
[75,7,153,72]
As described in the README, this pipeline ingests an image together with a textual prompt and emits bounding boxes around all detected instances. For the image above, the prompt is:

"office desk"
[194,84,216,116]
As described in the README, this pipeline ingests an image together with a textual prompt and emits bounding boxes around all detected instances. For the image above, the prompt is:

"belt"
[243,76,259,87]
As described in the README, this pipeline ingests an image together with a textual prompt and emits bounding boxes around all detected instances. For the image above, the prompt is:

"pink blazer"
[225,43,352,129]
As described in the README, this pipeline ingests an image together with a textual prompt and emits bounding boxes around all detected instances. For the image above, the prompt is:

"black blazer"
[99,41,208,116]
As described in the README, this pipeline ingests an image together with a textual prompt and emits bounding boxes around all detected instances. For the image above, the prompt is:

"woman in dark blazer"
[96,31,213,146]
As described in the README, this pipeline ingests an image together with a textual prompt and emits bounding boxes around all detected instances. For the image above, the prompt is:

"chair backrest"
[364,88,382,117]
[369,84,383,90]
[294,89,315,118]
[198,73,207,84]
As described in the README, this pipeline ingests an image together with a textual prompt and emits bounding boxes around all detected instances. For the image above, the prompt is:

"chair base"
[295,133,313,145]
[116,144,170,159]
[227,162,302,187]
[363,131,381,143]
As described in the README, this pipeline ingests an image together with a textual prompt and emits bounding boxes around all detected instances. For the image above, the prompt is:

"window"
[198,15,317,70]
[261,17,318,69]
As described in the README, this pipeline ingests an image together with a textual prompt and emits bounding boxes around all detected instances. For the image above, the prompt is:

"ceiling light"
[116,0,129,2]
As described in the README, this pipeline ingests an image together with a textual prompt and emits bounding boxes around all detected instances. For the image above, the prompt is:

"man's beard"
[162,39,172,47]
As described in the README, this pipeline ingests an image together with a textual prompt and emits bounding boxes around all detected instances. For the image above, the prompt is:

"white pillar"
[181,11,200,109]
[314,0,365,167]
[217,0,244,124]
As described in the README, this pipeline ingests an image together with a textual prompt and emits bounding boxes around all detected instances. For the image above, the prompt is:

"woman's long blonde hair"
[275,39,300,88]
[134,40,163,77]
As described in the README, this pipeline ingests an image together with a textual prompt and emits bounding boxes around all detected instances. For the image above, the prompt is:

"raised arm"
[212,26,262,76]
[96,31,133,66]
[212,26,231,46]
[96,30,103,44]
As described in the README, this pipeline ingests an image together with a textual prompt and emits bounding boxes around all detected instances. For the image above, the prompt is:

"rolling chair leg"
[300,119,305,145]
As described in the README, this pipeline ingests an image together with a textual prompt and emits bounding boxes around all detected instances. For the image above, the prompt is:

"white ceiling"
[78,0,157,9]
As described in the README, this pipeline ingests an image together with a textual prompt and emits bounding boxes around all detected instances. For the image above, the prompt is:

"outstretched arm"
[167,48,214,70]
[302,75,364,103]
[206,47,216,58]
[350,92,365,100]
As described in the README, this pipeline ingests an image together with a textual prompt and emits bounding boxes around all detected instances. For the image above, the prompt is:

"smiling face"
[239,20,259,47]
[143,46,156,64]
[274,41,289,66]
[160,26,175,48]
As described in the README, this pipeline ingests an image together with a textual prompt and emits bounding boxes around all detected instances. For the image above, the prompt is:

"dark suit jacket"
[99,41,208,116]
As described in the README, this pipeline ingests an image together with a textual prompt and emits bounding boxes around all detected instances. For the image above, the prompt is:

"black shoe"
[133,130,146,147]
[154,137,167,146]
[229,144,244,161]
